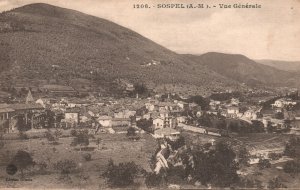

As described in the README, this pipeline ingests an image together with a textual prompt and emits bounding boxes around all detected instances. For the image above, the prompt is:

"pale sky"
[0,0,300,61]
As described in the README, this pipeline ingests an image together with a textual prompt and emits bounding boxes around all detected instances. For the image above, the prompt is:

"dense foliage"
[11,150,35,177]
[136,119,153,133]
[103,159,140,187]
[181,141,239,187]
[284,137,300,158]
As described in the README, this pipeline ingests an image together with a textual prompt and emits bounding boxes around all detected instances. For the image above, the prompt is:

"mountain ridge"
[0,3,240,96]
[0,3,299,96]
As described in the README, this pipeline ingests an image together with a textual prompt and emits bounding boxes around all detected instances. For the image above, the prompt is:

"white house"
[98,116,112,127]
[272,98,297,108]
[177,116,187,123]
[244,110,257,120]
[227,106,239,115]
[145,103,155,112]
[153,117,164,130]
[177,101,189,110]
[65,111,79,128]
[272,99,285,108]
[114,110,136,119]
[231,98,240,106]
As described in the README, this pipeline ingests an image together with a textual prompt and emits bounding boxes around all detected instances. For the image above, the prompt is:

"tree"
[96,138,101,149]
[237,147,250,167]
[102,159,139,187]
[185,141,239,187]
[258,159,271,170]
[251,120,265,133]
[11,150,35,178]
[268,177,287,189]
[136,119,153,133]
[71,130,89,151]
[187,95,210,111]
[167,135,185,150]
[127,127,140,140]
[266,121,274,133]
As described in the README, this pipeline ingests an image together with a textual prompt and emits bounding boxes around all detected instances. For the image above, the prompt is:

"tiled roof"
[0,107,15,113]
[10,103,44,110]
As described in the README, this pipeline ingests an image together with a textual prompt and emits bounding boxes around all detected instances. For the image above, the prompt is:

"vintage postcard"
[0,0,299,189]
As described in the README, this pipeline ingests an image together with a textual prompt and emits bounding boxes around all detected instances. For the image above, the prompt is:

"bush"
[18,131,28,140]
[82,153,92,161]
[284,137,300,158]
[268,153,282,161]
[44,131,55,141]
[166,166,186,184]
[53,159,77,177]
[71,130,89,150]
[258,159,271,170]
[70,129,77,137]
[54,129,62,138]
[103,159,139,187]
[127,127,136,137]
[268,177,287,189]
[11,150,35,177]
[283,161,300,174]
[37,161,47,174]
[167,136,185,150]
[145,172,164,188]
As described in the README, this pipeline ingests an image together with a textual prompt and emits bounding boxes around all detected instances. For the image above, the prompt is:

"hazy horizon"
[1,0,299,61]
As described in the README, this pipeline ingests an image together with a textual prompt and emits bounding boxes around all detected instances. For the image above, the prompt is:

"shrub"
[82,153,92,161]
[103,159,139,187]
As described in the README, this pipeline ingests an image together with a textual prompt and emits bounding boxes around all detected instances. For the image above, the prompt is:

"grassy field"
[0,130,157,189]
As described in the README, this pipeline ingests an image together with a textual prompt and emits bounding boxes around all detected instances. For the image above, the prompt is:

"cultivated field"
[0,130,157,189]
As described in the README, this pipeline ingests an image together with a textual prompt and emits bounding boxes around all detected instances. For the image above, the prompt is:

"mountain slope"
[184,52,300,88]
[0,3,239,95]
[257,59,300,72]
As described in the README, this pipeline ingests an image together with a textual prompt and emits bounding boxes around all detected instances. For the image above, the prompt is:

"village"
[0,83,300,189]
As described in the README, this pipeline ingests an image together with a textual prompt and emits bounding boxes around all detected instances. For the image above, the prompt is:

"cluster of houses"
[2,88,300,140]
[0,91,44,133]
[206,96,300,132]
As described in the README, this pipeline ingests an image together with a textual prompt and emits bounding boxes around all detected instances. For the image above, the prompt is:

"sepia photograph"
[0,0,300,189]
